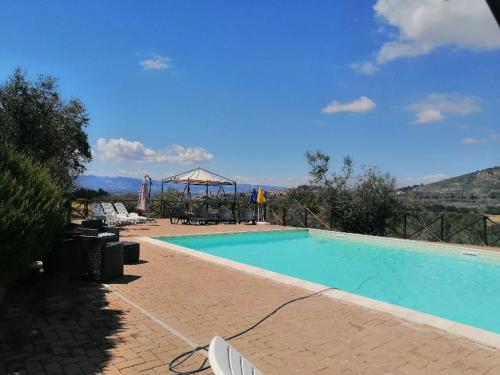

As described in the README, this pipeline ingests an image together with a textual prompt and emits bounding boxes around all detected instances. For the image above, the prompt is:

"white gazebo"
[160,167,237,213]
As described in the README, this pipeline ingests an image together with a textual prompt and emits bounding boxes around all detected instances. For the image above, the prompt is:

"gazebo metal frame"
[160,167,237,213]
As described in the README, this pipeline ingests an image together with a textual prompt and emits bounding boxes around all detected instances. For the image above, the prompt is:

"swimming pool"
[158,229,500,334]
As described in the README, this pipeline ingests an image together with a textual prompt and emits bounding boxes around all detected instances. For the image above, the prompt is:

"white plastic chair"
[89,203,115,225]
[114,202,147,223]
[208,336,263,375]
[101,202,132,225]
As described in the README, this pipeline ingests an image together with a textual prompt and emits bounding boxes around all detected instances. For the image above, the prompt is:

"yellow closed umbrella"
[256,186,266,204]
[256,186,266,223]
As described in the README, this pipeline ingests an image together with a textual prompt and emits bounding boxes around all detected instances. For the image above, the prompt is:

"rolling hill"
[76,175,286,195]
[400,166,500,199]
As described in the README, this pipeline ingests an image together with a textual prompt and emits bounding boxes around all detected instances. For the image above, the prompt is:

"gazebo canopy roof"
[162,167,235,186]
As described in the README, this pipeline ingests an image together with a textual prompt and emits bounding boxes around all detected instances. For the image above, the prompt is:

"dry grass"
[488,215,500,224]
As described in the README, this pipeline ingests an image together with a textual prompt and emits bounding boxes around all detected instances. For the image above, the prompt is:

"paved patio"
[1,220,500,374]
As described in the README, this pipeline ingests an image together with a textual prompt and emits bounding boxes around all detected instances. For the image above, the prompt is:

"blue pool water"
[160,230,500,333]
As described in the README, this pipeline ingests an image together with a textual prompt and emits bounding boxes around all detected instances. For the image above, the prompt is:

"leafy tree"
[281,185,321,208]
[70,187,110,200]
[306,150,354,186]
[305,150,331,185]
[303,150,400,235]
[0,144,67,284]
[346,166,400,235]
[0,68,92,190]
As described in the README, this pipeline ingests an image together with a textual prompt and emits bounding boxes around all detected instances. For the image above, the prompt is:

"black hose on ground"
[168,286,338,374]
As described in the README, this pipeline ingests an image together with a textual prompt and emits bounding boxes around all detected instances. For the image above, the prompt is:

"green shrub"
[0,144,67,284]
[70,187,109,200]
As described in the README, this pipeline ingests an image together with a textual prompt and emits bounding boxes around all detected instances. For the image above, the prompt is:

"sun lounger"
[169,206,189,224]
[190,207,219,225]
[208,336,263,375]
[100,202,133,225]
[89,203,118,226]
[238,208,255,224]
[89,202,106,220]
[216,208,236,224]
[114,202,147,223]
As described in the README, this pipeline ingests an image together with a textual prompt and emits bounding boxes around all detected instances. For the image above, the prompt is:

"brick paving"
[0,274,195,375]
[1,220,499,374]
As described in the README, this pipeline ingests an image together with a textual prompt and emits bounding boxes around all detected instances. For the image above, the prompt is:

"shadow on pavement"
[0,274,123,374]
[107,274,141,285]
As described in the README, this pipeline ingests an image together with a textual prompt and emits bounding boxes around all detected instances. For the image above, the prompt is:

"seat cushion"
[102,242,124,281]
[122,241,140,264]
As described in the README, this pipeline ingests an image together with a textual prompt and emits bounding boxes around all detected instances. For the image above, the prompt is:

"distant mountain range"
[400,166,500,199]
[77,175,286,194]
[78,166,500,200]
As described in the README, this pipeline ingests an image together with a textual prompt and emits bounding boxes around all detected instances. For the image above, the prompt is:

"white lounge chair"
[114,202,147,223]
[208,336,263,375]
[89,203,119,226]
[100,202,133,225]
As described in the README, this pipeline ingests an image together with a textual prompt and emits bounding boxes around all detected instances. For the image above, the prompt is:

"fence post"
[483,215,489,246]
[440,214,445,241]
[282,206,287,226]
[304,208,308,228]
[330,208,334,230]
[403,213,407,239]
[160,181,164,217]
[84,200,89,218]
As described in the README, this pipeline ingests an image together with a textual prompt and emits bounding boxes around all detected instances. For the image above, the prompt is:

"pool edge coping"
[309,228,500,259]
[141,234,500,350]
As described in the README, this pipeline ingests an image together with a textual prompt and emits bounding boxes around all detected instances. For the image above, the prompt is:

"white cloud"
[408,93,482,123]
[322,96,376,114]
[398,173,449,186]
[409,93,482,116]
[95,138,214,164]
[233,175,308,188]
[376,40,433,64]
[457,131,499,145]
[83,169,159,179]
[111,169,157,179]
[415,109,444,124]
[353,0,500,73]
[140,55,171,70]
[350,62,378,75]
[460,137,483,144]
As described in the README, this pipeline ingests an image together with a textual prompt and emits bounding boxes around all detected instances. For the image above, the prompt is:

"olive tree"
[0,68,92,190]
[305,150,400,235]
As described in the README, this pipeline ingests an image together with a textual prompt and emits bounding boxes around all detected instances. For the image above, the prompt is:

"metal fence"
[268,204,500,248]
[72,199,500,248]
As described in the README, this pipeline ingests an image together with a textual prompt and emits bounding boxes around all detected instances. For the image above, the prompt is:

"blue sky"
[1,0,499,187]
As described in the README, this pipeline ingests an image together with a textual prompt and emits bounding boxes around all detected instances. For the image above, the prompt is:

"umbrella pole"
[145,175,152,222]
[233,182,237,218]
[160,179,164,218]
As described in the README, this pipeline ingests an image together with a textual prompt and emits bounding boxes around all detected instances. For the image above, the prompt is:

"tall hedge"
[0,144,67,284]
